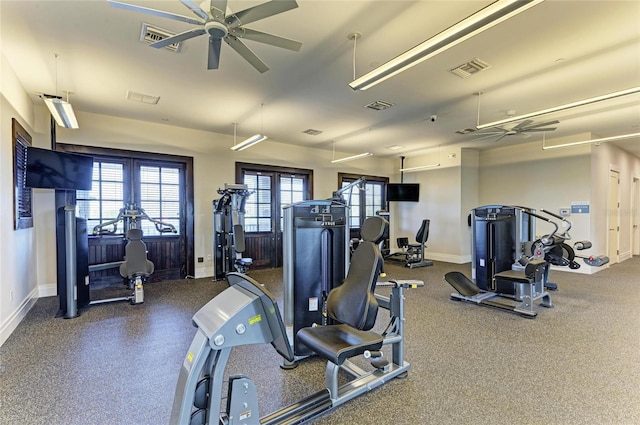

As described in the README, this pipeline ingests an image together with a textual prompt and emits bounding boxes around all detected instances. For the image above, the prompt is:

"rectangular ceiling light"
[542,132,640,150]
[349,0,543,90]
[477,86,640,130]
[399,163,440,172]
[331,152,373,163]
[42,95,79,129]
[230,134,268,151]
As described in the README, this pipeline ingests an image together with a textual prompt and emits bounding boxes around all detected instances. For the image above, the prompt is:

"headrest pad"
[361,216,388,244]
[126,228,144,241]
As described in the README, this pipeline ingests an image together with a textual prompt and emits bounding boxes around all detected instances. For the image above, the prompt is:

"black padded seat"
[297,216,387,366]
[298,324,382,366]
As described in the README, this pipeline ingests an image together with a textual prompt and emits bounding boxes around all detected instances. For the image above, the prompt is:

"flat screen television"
[25,147,94,190]
[387,183,420,202]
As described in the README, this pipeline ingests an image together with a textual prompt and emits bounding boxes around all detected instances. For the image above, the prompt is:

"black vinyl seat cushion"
[297,324,383,366]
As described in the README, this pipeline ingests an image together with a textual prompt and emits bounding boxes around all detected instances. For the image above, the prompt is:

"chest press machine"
[170,217,423,425]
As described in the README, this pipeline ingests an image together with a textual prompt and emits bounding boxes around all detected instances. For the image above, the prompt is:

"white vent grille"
[364,100,394,111]
[126,90,160,105]
[140,23,182,52]
[302,129,323,136]
[449,58,491,79]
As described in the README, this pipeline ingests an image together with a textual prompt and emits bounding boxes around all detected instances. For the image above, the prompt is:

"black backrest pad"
[416,219,430,244]
[361,216,388,244]
[326,241,381,331]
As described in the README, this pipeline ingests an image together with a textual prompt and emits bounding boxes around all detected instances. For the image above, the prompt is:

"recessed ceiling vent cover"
[302,129,323,136]
[126,90,160,105]
[449,58,491,78]
[140,23,182,52]
[365,100,394,111]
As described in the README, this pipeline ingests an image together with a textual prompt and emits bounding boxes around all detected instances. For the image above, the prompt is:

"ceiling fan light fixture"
[349,0,543,90]
[231,134,268,151]
[331,152,373,163]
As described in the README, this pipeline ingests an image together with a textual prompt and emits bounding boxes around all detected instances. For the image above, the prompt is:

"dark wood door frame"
[236,162,313,269]
[57,143,195,279]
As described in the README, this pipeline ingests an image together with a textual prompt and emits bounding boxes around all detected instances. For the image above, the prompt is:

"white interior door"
[633,177,640,256]
[608,169,620,263]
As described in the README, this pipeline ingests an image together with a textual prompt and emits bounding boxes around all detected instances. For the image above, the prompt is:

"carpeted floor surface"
[1,258,639,425]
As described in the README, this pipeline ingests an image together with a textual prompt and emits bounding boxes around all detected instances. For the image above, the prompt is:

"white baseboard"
[194,267,214,279]
[0,287,39,347]
[427,252,471,264]
[38,283,57,298]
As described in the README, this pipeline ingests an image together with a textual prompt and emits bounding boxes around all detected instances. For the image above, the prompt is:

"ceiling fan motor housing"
[205,20,228,38]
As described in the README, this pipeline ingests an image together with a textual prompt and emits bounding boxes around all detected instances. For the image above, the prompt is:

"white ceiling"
[2,0,639,158]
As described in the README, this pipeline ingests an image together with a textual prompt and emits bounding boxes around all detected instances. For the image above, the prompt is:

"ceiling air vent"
[449,58,491,79]
[126,90,160,105]
[302,129,323,136]
[364,100,394,111]
[140,23,182,52]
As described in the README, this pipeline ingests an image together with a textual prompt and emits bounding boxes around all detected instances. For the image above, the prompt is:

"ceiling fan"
[456,92,559,142]
[470,119,560,142]
[108,0,302,73]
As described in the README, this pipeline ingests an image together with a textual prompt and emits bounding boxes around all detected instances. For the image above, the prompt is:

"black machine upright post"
[282,200,349,359]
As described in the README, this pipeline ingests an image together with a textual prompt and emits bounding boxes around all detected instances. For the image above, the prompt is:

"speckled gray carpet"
[1,258,639,425]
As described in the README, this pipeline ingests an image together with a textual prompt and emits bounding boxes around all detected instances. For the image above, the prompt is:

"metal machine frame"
[169,273,422,425]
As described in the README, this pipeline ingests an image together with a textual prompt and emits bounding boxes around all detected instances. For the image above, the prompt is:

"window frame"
[12,119,33,230]
[338,173,389,232]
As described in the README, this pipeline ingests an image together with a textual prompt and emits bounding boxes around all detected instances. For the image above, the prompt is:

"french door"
[236,163,313,269]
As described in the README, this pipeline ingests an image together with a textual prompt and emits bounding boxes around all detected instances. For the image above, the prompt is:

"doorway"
[633,177,640,256]
[236,163,313,269]
[607,169,620,264]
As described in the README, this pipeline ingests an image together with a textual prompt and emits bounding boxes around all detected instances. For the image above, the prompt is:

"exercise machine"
[92,203,176,304]
[282,199,349,360]
[385,219,433,268]
[170,216,423,425]
[212,184,253,281]
[445,206,606,318]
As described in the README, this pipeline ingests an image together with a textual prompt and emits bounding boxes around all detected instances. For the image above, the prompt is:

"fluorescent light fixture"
[542,132,640,150]
[42,95,79,129]
[230,134,268,151]
[399,163,441,172]
[349,0,542,90]
[478,86,640,130]
[331,152,373,163]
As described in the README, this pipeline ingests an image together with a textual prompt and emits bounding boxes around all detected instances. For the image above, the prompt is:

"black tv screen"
[25,147,94,190]
[387,183,420,202]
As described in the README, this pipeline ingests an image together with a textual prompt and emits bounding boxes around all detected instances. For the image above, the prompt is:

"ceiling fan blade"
[226,0,299,28]
[149,28,206,49]
[210,0,228,20]
[525,120,560,129]
[179,0,209,21]
[523,127,558,132]
[224,36,269,73]
[473,133,504,141]
[512,119,534,130]
[208,37,222,70]
[494,133,509,142]
[232,28,302,51]
[108,0,204,25]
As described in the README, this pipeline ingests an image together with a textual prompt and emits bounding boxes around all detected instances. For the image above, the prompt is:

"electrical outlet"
[197,257,204,263]
[206,255,212,261]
